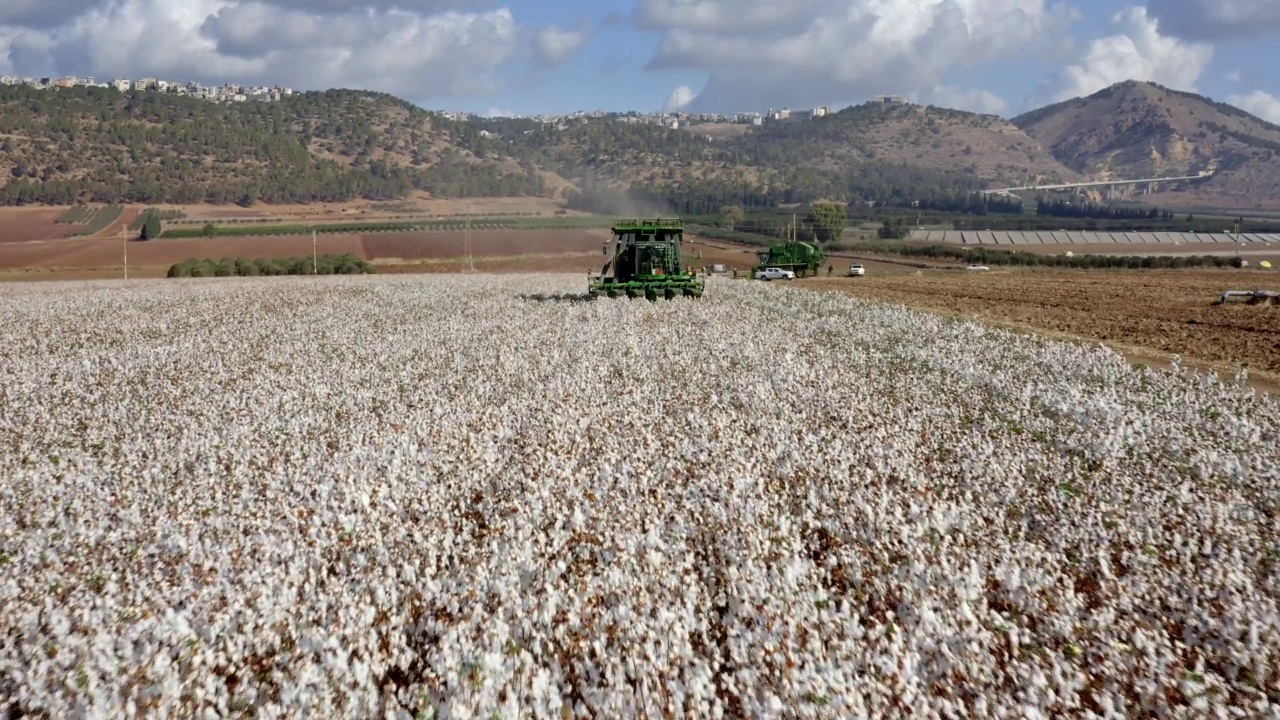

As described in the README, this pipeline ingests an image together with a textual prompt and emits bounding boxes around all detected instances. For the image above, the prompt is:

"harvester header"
[588,217,704,300]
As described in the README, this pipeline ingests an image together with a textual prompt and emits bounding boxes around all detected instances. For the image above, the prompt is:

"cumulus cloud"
[528,23,589,68]
[662,85,697,112]
[0,0,101,29]
[631,0,1076,113]
[920,86,1008,115]
[1027,6,1212,107]
[0,0,522,101]
[1228,90,1280,124]
[1145,0,1280,40]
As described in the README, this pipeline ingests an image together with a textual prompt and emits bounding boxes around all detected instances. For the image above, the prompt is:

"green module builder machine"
[588,218,704,300]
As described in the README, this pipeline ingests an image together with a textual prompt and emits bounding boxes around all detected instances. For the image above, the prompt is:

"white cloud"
[529,24,589,68]
[0,0,522,101]
[485,107,518,118]
[1146,0,1280,40]
[662,85,696,112]
[920,86,1008,115]
[1027,6,1212,107]
[1228,90,1280,124]
[632,0,1076,113]
[1226,69,1243,84]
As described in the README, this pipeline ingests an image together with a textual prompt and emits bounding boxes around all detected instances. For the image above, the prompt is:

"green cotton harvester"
[752,239,827,278]
[588,218,704,300]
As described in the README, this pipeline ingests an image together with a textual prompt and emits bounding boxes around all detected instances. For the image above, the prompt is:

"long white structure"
[906,229,1280,245]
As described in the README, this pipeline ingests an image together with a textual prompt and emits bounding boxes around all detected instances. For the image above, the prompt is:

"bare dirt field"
[0,195,588,242]
[142,194,581,223]
[0,208,74,244]
[807,269,1280,388]
[1008,242,1280,262]
[0,229,616,277]
[360,229,608,261]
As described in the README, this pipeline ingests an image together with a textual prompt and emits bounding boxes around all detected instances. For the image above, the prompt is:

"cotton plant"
[0,273,1277,719]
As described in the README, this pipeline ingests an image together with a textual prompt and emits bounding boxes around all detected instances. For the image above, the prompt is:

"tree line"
[1035,199,1176,220]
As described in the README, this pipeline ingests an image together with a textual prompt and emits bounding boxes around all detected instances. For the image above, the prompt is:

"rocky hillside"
[1014,81,1280,208]
[718,102,1078,187]
[0,85,556,205]
[3,79,1278,209]
[476,103,1078,210]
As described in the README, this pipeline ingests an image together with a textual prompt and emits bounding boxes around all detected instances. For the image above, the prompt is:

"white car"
[966,264,990,271]
[755,267,795,280]
[847,264,865,277]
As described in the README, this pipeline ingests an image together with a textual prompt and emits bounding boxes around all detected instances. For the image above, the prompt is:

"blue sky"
[457,0,1280,119]
[1,0,1278,121]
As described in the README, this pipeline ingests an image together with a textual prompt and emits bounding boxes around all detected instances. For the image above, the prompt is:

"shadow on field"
[517,292,595,303]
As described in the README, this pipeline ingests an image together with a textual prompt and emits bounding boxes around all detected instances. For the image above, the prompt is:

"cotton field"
[1,273,1278,719]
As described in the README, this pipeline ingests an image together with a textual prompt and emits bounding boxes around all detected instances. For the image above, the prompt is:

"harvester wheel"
[664,288,676,300]
[797,268,807,278]
[626,288,639,299]
[645,288,658,302]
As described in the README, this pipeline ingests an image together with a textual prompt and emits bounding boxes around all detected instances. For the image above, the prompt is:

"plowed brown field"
[359,229,608,260]
[0,208,73,244]
[808,269,1280,387]
[0,229,614,276]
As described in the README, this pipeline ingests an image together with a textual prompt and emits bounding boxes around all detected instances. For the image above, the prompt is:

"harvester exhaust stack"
[588,218,704,300]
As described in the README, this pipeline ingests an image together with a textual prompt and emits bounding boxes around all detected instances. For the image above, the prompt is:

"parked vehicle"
[754,267,796,280]
[847,263,865,277]
[966,264,990,271]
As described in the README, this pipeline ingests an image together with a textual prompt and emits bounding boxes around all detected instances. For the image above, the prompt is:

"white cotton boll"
[0,274,1277,718]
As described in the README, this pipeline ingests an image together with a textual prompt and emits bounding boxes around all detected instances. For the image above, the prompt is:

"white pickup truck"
[846,263,865,277]
[754,267,795,280]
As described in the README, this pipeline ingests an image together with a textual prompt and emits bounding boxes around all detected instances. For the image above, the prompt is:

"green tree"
[140,211,161,240]
[202,223,216,238]
[719,204,744,229]
[806,201,847,243]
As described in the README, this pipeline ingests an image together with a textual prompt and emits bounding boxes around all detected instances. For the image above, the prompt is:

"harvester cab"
[588,218,705,300]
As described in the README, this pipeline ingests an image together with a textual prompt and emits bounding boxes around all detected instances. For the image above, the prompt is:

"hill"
[0,85,556,206]
[1013,80,1280,209]
[4,80,1278,212]
[472,104,1076,212]
[717,103,1077,186]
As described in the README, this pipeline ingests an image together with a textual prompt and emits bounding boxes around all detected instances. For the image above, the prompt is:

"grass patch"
[167,254,376,277]
[56,205,124,236]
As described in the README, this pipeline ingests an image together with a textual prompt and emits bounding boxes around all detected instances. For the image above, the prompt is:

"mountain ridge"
[1012,80,1280,208]
[0,80,1276,209]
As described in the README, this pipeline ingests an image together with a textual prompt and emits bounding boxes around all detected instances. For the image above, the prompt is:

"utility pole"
[122,232,128,280]
[1233,219,1241,267]
[312,229,317,274]
[466,203,474,271]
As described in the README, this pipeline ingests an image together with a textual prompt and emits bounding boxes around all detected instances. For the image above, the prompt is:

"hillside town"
[448,95,910,129]
[0,73,294,103]
[0,72,911,129]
